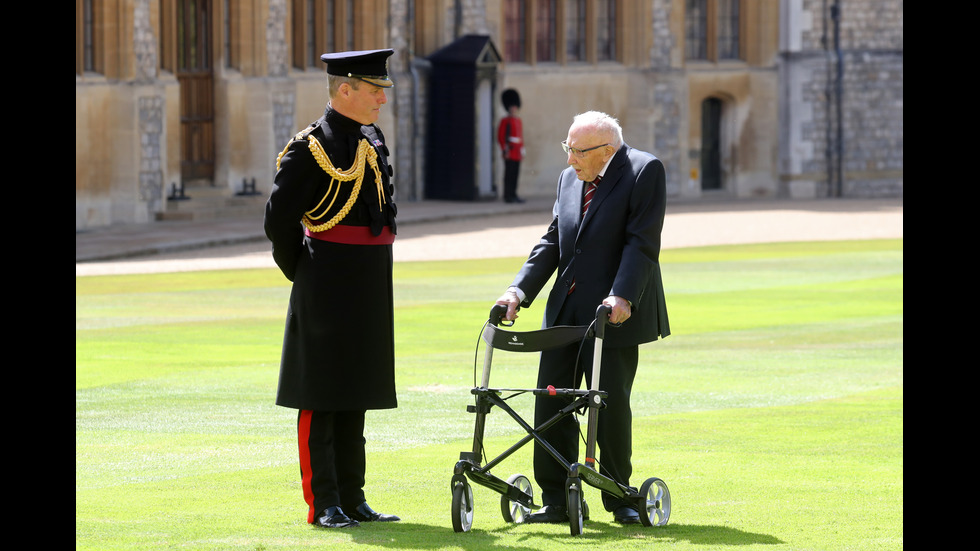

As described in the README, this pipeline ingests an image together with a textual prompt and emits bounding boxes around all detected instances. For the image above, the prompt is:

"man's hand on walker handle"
[493,292,629,325]
[603,295,632,326]
[495,289,521,322]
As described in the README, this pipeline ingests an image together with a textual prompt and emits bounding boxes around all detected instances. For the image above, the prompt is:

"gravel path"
[75,199,902,276]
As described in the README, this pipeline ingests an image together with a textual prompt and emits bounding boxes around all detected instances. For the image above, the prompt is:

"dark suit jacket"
[511,143,670,348]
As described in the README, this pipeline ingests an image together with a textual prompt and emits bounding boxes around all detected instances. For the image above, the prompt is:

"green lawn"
[76,239,903,550]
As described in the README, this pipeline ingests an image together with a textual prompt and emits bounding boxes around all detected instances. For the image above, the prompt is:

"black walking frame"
[450,304,671,535]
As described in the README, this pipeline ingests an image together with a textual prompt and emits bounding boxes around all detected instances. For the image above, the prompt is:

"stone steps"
[156,181,266,221]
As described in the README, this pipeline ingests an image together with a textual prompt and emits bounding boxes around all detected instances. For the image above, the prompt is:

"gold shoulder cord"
[276,128,385,233]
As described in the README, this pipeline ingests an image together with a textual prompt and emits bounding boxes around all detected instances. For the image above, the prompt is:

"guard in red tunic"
[264,49,400,529]
[497,88,526,203]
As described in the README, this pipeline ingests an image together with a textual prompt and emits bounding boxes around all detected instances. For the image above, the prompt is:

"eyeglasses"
[561,141,609,158]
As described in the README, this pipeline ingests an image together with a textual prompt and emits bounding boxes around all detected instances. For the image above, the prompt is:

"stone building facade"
[779,0,903,198]
[75,0,902,231]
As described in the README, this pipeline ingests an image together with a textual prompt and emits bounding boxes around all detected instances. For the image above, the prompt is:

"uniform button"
[575,249,582,254]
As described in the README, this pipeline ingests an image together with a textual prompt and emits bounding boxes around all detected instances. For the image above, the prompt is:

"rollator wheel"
[500,474,533,523]
[451,480,474,532]
[565,478,584,536]
[638,477,671,527]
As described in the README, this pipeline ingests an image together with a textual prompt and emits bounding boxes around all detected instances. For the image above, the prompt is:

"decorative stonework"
[139,96,164,213]
[134,0,157,82]
[273,92,296,160]
[267,0,289,77]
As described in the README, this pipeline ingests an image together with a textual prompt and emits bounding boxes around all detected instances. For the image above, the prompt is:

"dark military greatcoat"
[264,107,397,411]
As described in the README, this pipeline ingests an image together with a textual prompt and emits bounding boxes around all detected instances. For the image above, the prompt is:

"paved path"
[75,197,903,276]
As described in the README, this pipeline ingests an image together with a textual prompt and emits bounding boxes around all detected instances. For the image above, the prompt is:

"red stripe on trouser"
[298,410,316,523]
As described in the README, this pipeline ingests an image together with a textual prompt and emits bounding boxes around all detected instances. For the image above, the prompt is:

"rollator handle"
[489,304,513,327]
[595,304,613,339]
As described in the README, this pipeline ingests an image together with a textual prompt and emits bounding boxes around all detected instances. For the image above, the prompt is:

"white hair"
[572,111,624,148]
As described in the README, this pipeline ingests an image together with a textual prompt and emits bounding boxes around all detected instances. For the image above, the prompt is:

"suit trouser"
[533,302,639,512]
[503,159,521,200]
[297,409,366,523]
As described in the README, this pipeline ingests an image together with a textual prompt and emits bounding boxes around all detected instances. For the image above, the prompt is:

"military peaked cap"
[321,49,395,88]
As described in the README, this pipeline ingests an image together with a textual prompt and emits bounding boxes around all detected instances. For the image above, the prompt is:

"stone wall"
[780,0,903,198]
[76,0,902,230]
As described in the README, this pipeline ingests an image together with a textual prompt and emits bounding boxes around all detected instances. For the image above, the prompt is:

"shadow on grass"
[343,521,783,548]
[627,523,784,545]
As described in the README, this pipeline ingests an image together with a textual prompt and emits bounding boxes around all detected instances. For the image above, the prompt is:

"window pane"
[307,0,316,66]
[200,0,210,70]
[685,0,707,60]
[718,0,740,59]
[504,0,526,62]
[189,0,198,69]
[224,0,231,67]
[565,0,585,61]
[178,0,187,68]
[536,0,556,62]
[83,0,95,71]
[291,0,302,68]
[325,0,335,54]
[597,0,616,61]
[346,0,354,50]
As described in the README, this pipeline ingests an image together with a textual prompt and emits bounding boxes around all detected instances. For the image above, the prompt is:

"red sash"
[304,225,395,245]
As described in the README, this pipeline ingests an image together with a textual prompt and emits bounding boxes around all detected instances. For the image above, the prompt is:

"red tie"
[570,176,602,295]
[582,176,600,217]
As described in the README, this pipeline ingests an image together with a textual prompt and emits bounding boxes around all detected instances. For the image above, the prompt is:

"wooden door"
[177,0,215,181]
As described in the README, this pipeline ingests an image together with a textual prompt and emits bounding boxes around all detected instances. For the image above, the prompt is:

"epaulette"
[276,120,322,171]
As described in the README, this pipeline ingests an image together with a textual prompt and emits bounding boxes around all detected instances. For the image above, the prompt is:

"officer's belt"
[304,224,395,245]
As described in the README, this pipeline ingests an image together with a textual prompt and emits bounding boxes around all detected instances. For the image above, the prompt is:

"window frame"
[685,0,742,63]
[503,0,527,62]
[503,0,622,66]
[291,0,349,70]
[564,0,586,63]
[535,0,557,62]
[595,0,616,62]
[76,0,104,76]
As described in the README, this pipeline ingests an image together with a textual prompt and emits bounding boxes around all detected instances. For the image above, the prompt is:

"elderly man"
[265,49,400,529]
[495,111,670,525]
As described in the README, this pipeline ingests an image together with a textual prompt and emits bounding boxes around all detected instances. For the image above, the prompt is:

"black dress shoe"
[505,197,526,204]
[314,506,359,528]
[613,505,640,525]
[348,502,400,522]
[524,505,568,524]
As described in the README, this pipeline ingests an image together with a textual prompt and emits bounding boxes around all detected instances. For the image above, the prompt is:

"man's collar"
[597,150,616,179]
[324,105,367,132]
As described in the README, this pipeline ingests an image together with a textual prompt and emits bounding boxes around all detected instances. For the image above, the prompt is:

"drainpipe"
[832,1,844,197]
[408,1,419,201]
[822,0,833,197]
